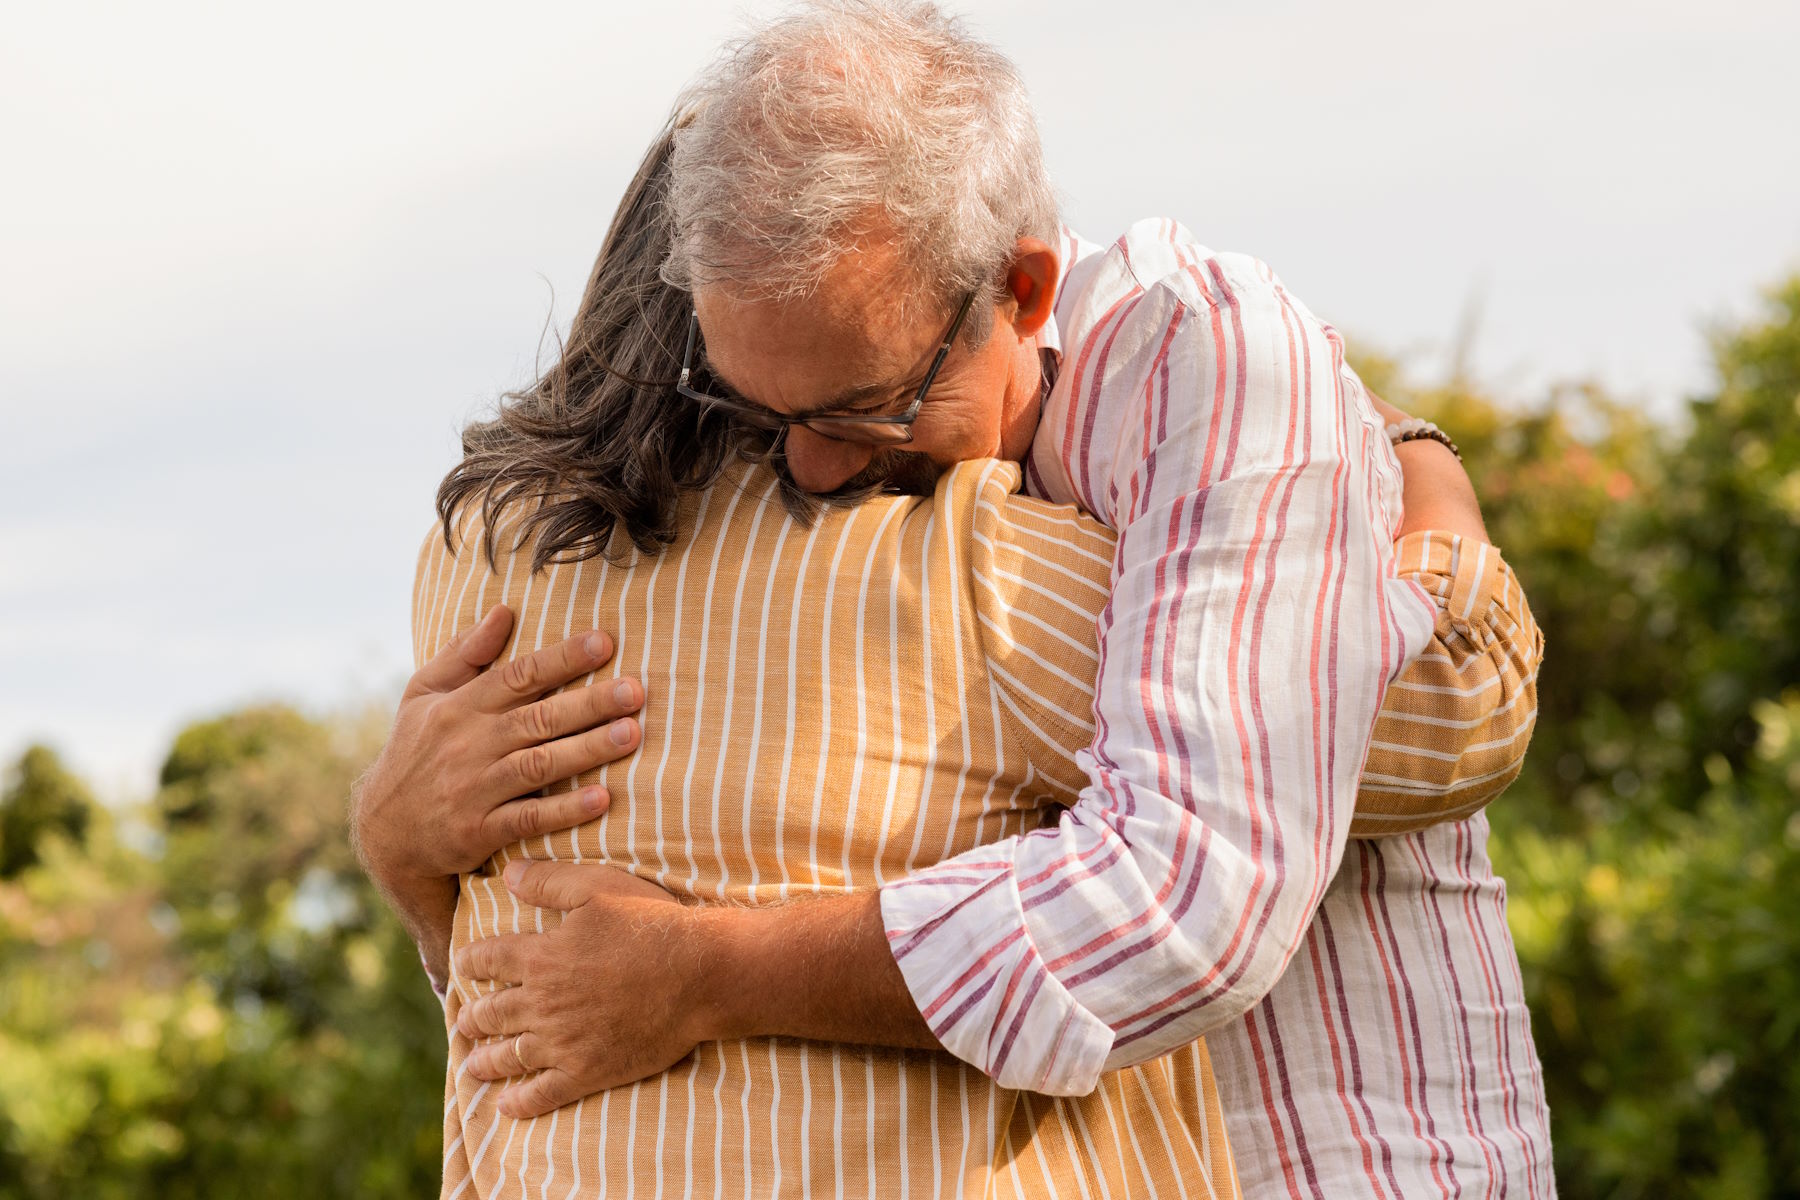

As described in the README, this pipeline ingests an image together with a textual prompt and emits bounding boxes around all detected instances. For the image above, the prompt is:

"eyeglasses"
[675,292,976,445]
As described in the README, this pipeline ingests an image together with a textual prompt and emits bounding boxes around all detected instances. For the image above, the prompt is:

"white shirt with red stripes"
[880,220,1554,1196]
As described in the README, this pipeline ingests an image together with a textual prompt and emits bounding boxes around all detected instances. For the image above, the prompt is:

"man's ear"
[1004,237,1059,340]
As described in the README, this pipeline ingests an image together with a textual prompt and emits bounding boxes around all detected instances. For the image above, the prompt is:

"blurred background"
[2,0,1796,1195]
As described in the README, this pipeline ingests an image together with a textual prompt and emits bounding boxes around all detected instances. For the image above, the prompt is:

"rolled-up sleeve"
[881,235,1437,1095]
[1350,532,1543,836]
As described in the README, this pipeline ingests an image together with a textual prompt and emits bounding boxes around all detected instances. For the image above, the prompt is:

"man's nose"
[783,427,874,494]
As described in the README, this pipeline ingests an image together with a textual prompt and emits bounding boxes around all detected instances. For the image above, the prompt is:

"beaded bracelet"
[1385,417,1462,462]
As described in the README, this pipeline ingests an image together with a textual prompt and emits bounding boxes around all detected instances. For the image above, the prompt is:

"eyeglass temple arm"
[915,292,977,400]
[679,311,700,387]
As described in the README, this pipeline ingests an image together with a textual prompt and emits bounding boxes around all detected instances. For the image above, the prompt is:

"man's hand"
[455,861,707,1118]
[456,863,940,1118]
[349,604,647,984]
[352,604,646,884]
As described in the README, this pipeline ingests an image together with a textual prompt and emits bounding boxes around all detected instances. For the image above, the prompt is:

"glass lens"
[801,418,916,445]
[681,385,787,432]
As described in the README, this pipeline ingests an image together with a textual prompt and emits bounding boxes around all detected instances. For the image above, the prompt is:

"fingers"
[498,1068,585,1119]
[505,675,645,750]
[502,859,606,912]
[472,629,620,714]
[483,787,611,850]
[409,606,515,695]
[457,985,527,1039]
[457,933,530,986]
[464,1029,539,1082]
[492,718,643,796]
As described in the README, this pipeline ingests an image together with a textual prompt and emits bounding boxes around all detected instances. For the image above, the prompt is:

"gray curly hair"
[661,0,1058,343]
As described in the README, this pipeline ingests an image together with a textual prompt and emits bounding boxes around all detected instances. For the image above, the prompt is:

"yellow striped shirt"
[413,456,1536,1198]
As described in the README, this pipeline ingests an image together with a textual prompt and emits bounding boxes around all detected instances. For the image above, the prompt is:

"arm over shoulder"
[1352,533,1543,835]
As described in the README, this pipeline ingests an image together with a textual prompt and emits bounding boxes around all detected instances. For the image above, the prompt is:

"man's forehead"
[693,267,942,411]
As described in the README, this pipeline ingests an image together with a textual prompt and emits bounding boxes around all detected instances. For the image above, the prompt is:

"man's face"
[692,237,1050,496]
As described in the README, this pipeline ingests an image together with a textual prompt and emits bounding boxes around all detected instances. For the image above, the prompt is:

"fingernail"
[585,632,608,658]
[504,859,526,886]
[583,787,607,813]
[613,679,637,706]
[610,720,635,746]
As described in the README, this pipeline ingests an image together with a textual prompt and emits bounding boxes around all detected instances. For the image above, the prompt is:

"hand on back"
[351,604,647,888]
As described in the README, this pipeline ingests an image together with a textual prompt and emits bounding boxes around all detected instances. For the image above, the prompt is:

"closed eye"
[839,395,908,418]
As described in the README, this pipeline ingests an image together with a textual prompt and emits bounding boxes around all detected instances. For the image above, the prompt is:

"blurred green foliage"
[1,746,93,880]
[1360,275,1800,1199]
[0,710,445,1198]
[1,278,1796,1197]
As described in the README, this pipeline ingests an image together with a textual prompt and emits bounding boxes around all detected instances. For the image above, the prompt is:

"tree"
[0,707,446,1199]
[0,745,93,879]
[1365,275,1800,1198]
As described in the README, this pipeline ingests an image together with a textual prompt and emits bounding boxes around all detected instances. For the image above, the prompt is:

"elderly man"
[356,2,1552,1196]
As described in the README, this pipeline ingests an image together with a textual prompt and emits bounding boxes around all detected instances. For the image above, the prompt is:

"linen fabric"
[418,460,1242,1200]
[881,220,1554,1197]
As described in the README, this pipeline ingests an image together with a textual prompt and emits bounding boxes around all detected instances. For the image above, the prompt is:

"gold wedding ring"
[513,1033,529,1073]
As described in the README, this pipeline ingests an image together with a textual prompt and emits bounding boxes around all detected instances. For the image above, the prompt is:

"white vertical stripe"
[806,511,865,891]
[677,482,747,894]
[618,529,668,881]
[768,1039,784,1199]
[774,506,832,900]
[645,485,715,887]
[798,1042,814,1200]
[1045,1099,1095,1200]
[738,483,793,903]
[841,500,908,886]
[710,1043,727,1200]
[595,1087,612,1200]
[706,477,777,899]
[904,504,943,876]
[539,1109,560,1199]
[560,1096,584,1200]
[623,1081,641,1200]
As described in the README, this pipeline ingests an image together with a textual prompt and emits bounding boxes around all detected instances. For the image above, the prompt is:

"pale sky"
[4,0,1798,797]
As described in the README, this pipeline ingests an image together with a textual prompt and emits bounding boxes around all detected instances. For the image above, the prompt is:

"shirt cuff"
[1394,530,1522,651]
[880,843,1115,1096]
[419,947,450,1010]
[1353,531,1543,835]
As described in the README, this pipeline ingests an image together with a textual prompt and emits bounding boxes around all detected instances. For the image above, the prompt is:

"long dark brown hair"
[439,113,939,572]
[437,117,768,571]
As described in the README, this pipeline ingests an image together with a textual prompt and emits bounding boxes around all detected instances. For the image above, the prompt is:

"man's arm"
[1373,391,1488,541]
[878,241,1436,1093]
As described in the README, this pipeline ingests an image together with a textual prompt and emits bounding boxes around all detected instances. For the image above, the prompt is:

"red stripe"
[1367,842,1463,1195]
[1064,295,1140,515]
[1439,823,1539,1200]
[1315,902,1404,1198]
[1408,829,1504,1196]
[1243,1005,1310,1200]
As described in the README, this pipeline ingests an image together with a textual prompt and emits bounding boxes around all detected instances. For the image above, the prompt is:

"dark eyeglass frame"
[675,291,976,445]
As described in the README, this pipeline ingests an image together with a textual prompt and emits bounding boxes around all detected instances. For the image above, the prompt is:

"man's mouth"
[775,446,943,502]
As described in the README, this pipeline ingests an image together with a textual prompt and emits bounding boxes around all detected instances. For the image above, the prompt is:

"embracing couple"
[352,2,1553,1195]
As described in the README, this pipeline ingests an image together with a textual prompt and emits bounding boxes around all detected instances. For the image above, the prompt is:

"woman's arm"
[1351,392,1542,836]
[1368,391,1489,541]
